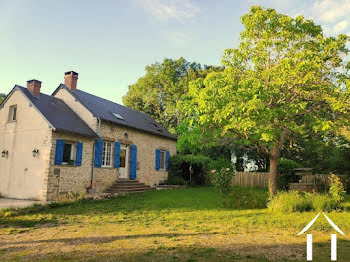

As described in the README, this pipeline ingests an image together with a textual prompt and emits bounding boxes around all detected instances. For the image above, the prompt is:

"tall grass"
[268,191,340,213]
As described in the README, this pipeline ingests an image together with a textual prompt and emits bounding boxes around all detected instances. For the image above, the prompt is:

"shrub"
[209,158,232,173]
[169,154,211,185]
[268,190,343,213]
[277,158,301,190]
[165,175,186,185]
[268,191,313,213]
[223,186,267,209]
[312,194,338,212]
[211,168,234,196]
[329,174,346,203]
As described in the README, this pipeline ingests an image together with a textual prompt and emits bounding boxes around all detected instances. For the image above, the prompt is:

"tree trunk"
[268,145,280,195]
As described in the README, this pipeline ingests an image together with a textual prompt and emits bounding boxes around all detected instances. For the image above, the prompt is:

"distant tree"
[181,6,350,195]
[123,57,222,134]
[0,93,5,104]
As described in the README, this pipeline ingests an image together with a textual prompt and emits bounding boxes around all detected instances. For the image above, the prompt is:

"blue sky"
[1,0,349,104]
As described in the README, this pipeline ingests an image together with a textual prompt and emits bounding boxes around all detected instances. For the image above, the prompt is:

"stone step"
[104,179,155,194]
[105,187,155,193]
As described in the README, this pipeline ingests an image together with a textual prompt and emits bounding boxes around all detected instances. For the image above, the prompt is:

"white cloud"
[137,0,200,21]
[312,0,350,23]
[166,31,191,45]
[333,20,348,33]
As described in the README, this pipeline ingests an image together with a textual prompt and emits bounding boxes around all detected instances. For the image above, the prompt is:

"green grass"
[0,187,350,261]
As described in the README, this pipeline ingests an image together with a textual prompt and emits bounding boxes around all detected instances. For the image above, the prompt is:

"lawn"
[0,187,350,262]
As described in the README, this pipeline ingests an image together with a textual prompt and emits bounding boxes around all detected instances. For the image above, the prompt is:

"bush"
[277,158,301,190]
[169,154,211,185]
[223,186,267,209]
[329,174,346,202]
[165,175,186,185]
[209,158,232,173]
[268,191,343,213]
[268,191,313,213]
[312,194,338,212]
[211,168,234,196]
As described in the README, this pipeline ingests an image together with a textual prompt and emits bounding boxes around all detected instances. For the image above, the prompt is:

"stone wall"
[47,132,95,200]
[97,121,177,188]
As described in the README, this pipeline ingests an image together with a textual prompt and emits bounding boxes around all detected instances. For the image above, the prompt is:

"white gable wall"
[0,89,52,200]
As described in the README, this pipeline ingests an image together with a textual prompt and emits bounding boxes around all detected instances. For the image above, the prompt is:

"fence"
[232,172,270,188]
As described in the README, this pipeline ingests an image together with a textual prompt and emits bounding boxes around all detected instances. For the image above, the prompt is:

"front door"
[119,144,129,179]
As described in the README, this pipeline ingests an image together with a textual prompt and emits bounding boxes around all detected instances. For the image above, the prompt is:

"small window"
[112,113,124,120]
[62,142,75,165]
[8,105,17,121]
[102,141,112,167]
[159,150,166,170]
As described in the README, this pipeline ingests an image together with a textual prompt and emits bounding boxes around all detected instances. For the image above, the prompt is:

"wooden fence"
[232,172,270,188]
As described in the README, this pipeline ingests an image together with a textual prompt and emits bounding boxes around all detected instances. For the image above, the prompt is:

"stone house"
[0,71,177,201]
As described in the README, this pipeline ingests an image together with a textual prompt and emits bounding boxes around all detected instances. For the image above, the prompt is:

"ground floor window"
[159,150,166,170]
[62,142,75,165]
[102,141,112,167]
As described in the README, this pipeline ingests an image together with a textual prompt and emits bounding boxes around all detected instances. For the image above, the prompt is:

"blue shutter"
[155,149,160,171]
[54,139,64,165]
[94,138,103,168]
[114,142,121,168]
[129,144,137,180]
[75,142,83,166]
[166,151,170,171]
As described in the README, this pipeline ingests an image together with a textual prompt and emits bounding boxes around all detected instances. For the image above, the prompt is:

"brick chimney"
[64,71,78,91]
[27,80,42,97]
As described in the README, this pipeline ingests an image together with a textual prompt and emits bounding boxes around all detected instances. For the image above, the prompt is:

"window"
[112,113,124,120]
[102,141,112,167]
[8,105,17,121]
[62,142,75,165]
[159,150,166,170]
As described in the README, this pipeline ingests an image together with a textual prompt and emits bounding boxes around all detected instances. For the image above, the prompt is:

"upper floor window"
[8,105,17,121]
[102,141,112,167]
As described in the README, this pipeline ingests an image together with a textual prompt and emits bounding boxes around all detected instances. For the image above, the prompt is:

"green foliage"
[165,175,186,185]
[268,192,314,213]
[168,154,211,185]
[269,191,343,213]
[0,93,6,104]
[223,186,268,209]
[208,157,232,172]
[123,57,222,134]
[179,6,350,195]
[211,168,234,197]
[281,135,350,174]
[312,194,338,212]
[277,158,301,190]
[329,174,346,203]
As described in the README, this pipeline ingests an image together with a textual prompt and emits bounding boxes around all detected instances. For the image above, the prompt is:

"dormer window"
[8,105,17,121]
[112,113,124,120]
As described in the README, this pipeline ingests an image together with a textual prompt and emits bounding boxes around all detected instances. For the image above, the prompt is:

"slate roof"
[52,84,177,140]
[14,85,97,137]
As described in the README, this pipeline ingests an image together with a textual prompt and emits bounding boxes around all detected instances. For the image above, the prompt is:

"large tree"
[181,6,350,195]
[123,57,222,133]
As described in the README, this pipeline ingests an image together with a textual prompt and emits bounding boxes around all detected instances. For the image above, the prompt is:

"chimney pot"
[27,79,42,97]
[64,71,78,91]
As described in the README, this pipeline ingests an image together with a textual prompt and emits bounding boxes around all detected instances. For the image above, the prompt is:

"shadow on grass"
[1,237,350,262]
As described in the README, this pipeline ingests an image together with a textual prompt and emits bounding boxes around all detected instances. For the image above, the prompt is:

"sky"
[0,0,349,104]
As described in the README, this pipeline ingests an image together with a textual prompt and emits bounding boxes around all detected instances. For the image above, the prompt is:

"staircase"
[104,179,155,194]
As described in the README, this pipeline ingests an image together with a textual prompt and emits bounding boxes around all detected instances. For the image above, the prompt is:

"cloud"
[333,20,348,33]
[137,0,200,21]
[166,31,191,45]
[312,0,350,23]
